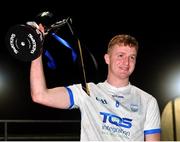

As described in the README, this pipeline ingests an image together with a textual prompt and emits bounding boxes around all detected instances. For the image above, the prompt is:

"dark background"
[0,1,180,121]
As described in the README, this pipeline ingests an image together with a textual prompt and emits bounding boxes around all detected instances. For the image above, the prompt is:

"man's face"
[105,44,137,80]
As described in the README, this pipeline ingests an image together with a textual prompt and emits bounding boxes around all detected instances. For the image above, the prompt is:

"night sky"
[0,1,180,120]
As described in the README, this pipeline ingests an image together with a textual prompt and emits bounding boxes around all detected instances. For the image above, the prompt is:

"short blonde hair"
[107,34,139,53]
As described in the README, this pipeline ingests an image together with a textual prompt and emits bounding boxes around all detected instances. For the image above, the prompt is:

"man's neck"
[106,76,129,88]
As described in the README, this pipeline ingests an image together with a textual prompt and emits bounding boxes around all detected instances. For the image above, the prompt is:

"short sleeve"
[144,97,161,135]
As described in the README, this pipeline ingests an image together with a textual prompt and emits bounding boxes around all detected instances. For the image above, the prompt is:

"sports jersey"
[66,81,161,141]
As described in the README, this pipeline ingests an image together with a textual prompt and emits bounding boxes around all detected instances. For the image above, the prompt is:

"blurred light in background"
[161,62,180,100]
[0,57,22,107]
[0,62,12,96]
[170,73,180,95]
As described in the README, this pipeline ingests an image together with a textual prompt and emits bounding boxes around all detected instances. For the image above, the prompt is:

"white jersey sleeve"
[144,96,161,135]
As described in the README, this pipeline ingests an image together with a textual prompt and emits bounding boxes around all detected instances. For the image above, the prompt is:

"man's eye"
[118,54,123,58]
[130,56,136,60]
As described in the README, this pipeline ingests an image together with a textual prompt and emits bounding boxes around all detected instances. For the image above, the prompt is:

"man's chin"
[118,73,130,79]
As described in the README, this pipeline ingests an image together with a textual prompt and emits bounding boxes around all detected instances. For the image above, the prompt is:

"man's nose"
[123,57,129,65]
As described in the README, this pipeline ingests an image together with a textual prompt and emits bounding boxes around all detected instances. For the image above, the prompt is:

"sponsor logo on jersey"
[102,124,130,138]
[100,111,132,138]
[100,112,132,128]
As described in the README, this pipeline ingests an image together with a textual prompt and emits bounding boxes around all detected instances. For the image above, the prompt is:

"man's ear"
[104,54,110,65]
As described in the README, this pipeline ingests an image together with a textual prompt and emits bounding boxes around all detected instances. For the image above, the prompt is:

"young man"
[30,32,161,141]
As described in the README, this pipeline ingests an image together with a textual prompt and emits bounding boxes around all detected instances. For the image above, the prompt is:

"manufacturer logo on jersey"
[100,112,132,128]
[96,97,108,104]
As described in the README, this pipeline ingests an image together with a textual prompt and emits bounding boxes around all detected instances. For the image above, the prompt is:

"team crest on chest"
[130,104,138,112]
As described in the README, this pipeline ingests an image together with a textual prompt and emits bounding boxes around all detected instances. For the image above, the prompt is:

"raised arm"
[30,23,71,109]
[30,41,71,109]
